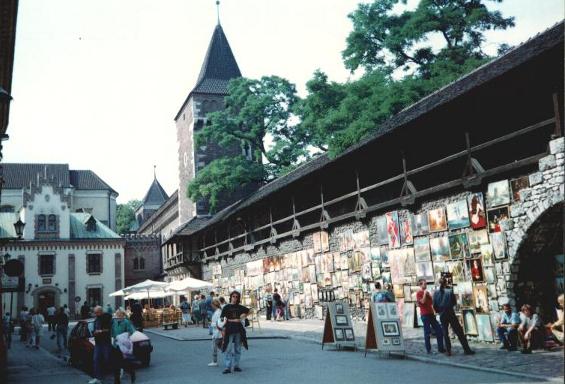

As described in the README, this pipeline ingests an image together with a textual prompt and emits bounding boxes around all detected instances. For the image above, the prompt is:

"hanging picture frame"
[467,192,487,229]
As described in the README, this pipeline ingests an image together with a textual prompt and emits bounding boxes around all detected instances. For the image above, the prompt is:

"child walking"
[208,299,224,367]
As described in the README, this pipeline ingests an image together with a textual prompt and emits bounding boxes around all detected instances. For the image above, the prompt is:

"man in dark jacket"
[433,278,475,356]
[55,307,69,353]
[80,301,90,319]
[89,306,113,384]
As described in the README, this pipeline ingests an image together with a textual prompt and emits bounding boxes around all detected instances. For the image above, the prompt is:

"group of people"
[413,278,564,356]
[182,292,222,332]
[264,288,289,321]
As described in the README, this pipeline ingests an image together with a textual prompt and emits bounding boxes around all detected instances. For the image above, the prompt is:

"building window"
[87,253,102,274]
[37,215,46,231]
[39,254,54,275]
[87,288,102,307]
[133,257,145,271]
[47,214,57,231]
[86,216,97,232]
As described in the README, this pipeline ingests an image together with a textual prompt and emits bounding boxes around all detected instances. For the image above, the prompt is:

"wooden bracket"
[227,225,233,256]
[269,208,277,244]
[291,197,301,237]
[355,171,368,219]
[319,185,330,229]
[553,92,563,138]
[399,152,417,206]
[462,132,485,187]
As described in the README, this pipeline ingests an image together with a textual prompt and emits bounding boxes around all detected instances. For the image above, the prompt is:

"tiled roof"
[0,163,117,194]
[174,24,241,120]
[70,213,120,239]
[2,163,70,188]
[69,170,117,194]
[141,178,169,206]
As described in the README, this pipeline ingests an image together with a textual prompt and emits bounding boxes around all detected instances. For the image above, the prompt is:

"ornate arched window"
[133,257,139,270]
[47,214,57,231]
[37,215,46,231]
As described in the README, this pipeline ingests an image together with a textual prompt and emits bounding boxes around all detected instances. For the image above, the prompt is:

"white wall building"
[0,164,124,317]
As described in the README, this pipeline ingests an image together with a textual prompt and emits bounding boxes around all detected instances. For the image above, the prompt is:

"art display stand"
[364,302,405,357]
[321,301,356,351]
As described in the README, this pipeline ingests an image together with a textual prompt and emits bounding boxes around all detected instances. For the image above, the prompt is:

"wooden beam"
[553,93,562,138]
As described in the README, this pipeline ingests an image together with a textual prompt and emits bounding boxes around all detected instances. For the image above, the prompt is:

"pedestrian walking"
[130,301,143,332]
[46,304,56,332]
[81,301,91,319]
[192,295,202,325]
[29,308,45,349]
[432,278,475,356]
[55,307,69,354]
[2,312,13,349]
[371,282,394,303]
[205,292,215,335]
[112,309,136,384]
[208,299,224,367]
[89,305,113,384]
[180,297,191,327]
[416,279,445,354]
[264,290,273,321]
[273,289,284,321]
[19,306,29,342]
[220,291,249,374]
[106,303,114,315]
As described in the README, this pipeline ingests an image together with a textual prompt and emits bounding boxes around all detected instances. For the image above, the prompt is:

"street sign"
[0,275,24,292]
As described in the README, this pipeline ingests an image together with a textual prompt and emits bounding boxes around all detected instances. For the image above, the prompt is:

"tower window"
[47,214,57,231]
[37,215,47,232]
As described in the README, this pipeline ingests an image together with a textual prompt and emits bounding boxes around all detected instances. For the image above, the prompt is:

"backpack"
[374,292,390,303]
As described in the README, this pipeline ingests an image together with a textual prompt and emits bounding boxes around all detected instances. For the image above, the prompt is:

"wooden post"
[553,92,562,138]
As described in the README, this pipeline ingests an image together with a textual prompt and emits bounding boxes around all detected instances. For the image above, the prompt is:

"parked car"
[69,319,153,374]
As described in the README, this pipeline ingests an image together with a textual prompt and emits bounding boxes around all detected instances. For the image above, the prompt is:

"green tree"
[188,76,307,211]
[116,199,141,234]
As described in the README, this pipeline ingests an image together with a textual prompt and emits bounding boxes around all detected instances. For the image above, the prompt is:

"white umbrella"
[122,279,169,294]
[125,291,172,300]
[166,277,213,292]
[109,289,125,297]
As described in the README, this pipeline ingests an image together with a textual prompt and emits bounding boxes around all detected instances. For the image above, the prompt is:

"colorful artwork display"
[413,213,430,236]
[510,176,529,202]
[467,192,487,229]
[399,211,414,245]
[487,207,509,233]
[430,235,450,262]
[449,233,469,259]
[385,211,400,248]
[487,180,511,208]
[428,207,448,232]
[414,237,431,262]
[446,200,470,230]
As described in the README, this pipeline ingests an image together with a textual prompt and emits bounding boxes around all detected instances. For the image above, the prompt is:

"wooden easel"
[321,301,356,351]
[364,304,377,357]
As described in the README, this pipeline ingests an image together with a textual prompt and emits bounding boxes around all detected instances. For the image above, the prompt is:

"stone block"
[557,152,564,160]
[500,219,514,231]
[557,158,564,167]
[510,205,523,217]
[529,172,543,186]
[539,154,556,171]
[549,137,565,155]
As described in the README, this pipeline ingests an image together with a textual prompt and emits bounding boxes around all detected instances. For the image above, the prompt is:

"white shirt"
[47,306,56,316]
[211,309,225,339]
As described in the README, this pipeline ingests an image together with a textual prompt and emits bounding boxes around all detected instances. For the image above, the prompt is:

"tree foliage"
[188,76,307,211]
[116,199,141,234]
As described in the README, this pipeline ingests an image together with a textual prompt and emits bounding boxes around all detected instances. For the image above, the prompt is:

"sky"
[5,0,563,203]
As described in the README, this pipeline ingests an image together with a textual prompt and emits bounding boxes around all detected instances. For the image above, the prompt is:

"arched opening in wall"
[32,286,61,317]
[514,201,563,322]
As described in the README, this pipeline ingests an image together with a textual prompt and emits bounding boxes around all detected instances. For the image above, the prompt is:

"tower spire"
[153,164,156,180]
[216,0,221,25]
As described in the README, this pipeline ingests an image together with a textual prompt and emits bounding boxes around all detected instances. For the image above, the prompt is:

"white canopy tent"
[125,291,172,300]
[166,277,213,292]
[122,279,169,294]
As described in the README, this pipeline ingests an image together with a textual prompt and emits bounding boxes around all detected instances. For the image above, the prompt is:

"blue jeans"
[497,326,518,348]
[223,333,242,370]
[56,326,68,351]
[207,310,214,334]
[93,343,112,379]
[421,314,445,353]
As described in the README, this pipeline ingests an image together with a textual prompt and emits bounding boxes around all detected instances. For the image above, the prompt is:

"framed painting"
[399,211,414,245]
[430,235,450,262]
[428,207,448,232]
[481,244,494,266]
[386,302,399,318]
[335,303,344,314]
[381,272,392,285]
[344,328,355,341]
[462,309,478,335]
[446,200,470,230]
[449,233,469,260]
[468,229,489,254]
[414,237,431,262]
[370,247,381,262]
[467,192,487,229]
[376,303,387,318]
[416,261,434,282]
[473,284,489,313]
[491,232,507,260]
[487,207,509,233]
[476,314,494,342]
[446,261,465,283]
[380,246,389,268]
[484,267,496,284]
[487,180,511,208]
[334,328,344,341]
[432,261,446,281]
[510,176,530,202]
[393,284,404,299]
[375,215,389,245]
[413,212,430,236]
[385,211,401,249]
[361,262,373,281]
[466,258,484,282]
[381,321,400,336]
[335,314,348,326]
[402,302,415,328]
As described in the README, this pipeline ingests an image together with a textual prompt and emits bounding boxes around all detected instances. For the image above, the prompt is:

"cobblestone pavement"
[148,317,564,381]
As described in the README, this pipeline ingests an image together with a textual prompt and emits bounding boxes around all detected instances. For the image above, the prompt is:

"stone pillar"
[115,252,122,308]
[17,255,25,312]
[68,254,75,317]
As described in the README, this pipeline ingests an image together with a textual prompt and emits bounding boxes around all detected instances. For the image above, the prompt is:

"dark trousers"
[93,343,112,379]
[47,316,55,331]
[496,327,518,348]
[266,301,273,320]
[421,314,445,352]
[439,310,472,353]
[112,346,136,384]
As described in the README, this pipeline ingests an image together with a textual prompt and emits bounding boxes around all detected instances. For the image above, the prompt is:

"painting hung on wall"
[313,232,322,254]
[361,262,373,281]
[382,321,401,336]
[468,229,489,254]
[510,176,530,202]
[380,246,389,268]
[403,248,416,277]
[487,180,511,208]
[446,200,470,230]
[414,237,431,262]
[428,207,448,232]
[484,267,496,284]
[334,328,344,341]
[430,235,450,262]
[339,229,354,252]
[432,261,446,280]
[491,232,507,260]
[399,211,414,245]
[375,215,389,245]
[413,213,430,236]
[449,233,469,259]
[344,328,355,341]
[481,244,494,266]
[351,250,363,272]
[476,314,495,342]
[463,309,479,335]
[385,211,401,248]
[473,284,489,313]
[416,261,434,282]
[376,303,387,318]
[372,264,381,279]
[467,192,487,229]
[382,272,392,285]
[389,249,406,284]
[402,302,415,328]
[446,261,465,283]
[353,230,370,249]
[466,258,484,282]
[370,247,381,262]
[487,207,509,233]
[393,284,404,299]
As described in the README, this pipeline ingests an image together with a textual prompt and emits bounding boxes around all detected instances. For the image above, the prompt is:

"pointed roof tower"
[175,22,241,120]
[141,177,169,207]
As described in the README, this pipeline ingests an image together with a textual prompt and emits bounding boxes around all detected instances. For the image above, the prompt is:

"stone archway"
[32,286,62,316]
[511,201,563,322]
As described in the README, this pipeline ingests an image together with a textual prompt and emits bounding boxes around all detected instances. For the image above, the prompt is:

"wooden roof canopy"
[168,22,564,259]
